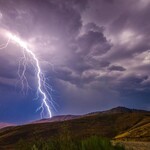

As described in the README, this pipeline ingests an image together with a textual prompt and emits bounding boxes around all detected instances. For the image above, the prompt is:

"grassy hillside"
[15,136,125,150]
[0,107,149,149]
[114,122,150,141]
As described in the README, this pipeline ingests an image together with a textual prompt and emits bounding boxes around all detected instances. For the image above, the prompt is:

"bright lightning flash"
[1,32,53,118]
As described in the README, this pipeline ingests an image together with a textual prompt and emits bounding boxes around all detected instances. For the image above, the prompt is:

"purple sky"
[0,0,150,123]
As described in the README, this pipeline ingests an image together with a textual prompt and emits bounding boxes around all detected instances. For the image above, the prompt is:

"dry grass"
[114,122,150,141]
[115,141,150,150]
[0,111,149,148]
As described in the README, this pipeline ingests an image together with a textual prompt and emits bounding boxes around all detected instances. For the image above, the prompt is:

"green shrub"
[31,144,38,150]
[81,136,111,150]
[16,136,124,150]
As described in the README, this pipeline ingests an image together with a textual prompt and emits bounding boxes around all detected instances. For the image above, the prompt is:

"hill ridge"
[0,106,149,148]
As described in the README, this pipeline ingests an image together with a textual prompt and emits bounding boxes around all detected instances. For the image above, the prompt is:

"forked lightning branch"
[0,31,53,118]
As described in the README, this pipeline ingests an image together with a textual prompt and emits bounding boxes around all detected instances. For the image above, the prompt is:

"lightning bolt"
[1,32,53,118]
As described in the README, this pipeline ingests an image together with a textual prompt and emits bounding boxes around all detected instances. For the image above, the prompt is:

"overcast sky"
[0,0,150,123]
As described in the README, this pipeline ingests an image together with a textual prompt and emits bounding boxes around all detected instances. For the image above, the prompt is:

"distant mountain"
[0,122,15,129]
[32,115,79,124]
[87,106,148,116]
[33,106,148,124]
[103,106,148,113]
[0,107,149,149]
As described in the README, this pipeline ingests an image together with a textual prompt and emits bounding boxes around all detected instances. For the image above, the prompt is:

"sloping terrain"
[32,115,79,124]
[114,119,150,141]
[0,123,15,129]
[113,141,150,150]
[0,107,149,149]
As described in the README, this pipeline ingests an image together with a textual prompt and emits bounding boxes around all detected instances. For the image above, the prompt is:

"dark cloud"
[0,0,88,39]
[0,0,150,123]
[77,30,111,56]
[108,65,126,72]
[116,74,149,92]
[83,22,105,33]
[85,58,110,71]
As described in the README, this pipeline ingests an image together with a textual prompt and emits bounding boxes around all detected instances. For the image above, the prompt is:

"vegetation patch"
[16,136,125,150]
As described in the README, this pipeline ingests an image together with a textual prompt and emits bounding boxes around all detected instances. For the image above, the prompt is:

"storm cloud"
[0,0,150,123]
